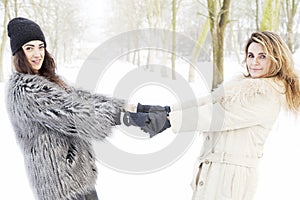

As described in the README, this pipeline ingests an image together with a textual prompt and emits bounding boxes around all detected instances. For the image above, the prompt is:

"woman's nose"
[33,48,40,56]
[253,56,259,64]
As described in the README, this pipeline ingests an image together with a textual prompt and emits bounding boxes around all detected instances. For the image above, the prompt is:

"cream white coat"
[169,75,285,200]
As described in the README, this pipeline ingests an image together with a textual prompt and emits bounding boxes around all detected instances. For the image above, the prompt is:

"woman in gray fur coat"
[5,17,125,200]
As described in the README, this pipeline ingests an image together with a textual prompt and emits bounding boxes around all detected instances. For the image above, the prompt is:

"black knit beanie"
[7,17,47,55]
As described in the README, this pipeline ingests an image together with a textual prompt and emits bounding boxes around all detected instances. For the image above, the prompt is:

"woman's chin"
[250,73,266,78]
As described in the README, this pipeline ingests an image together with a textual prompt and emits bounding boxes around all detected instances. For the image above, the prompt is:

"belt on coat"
[198,152,261,168]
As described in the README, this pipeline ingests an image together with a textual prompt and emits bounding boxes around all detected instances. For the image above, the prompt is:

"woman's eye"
[25,47,32,51]
[260,55,266,59]
[247,54,254,58]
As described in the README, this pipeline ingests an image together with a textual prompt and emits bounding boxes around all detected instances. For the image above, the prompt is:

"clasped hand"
[123,103,171,138]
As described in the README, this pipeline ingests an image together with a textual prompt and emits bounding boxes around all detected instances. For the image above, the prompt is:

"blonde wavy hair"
[243,31,300,113]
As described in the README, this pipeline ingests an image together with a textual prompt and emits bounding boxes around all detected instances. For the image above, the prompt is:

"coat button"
[204,160,210,164]
[199,181,204,186]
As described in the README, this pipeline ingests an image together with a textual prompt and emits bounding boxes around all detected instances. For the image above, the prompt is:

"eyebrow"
[248,52,266,55]
[23,43,45,47]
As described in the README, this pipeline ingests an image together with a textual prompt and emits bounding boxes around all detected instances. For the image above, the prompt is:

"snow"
[1,53,300,199]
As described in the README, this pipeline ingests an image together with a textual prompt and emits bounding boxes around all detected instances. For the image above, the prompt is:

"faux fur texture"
[171,74,284,112]
[6,72,125,200]
[213,74,285,106]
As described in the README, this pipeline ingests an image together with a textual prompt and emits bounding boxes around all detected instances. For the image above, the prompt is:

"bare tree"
[171,0,177,80]
[260,0,282,31]
[0,0,9,82]
[284,0,300,52]
[12,0,17,16]
[171,0,183,80]
[207,0,231,89]
[255,0,260,30]
[145,0,168,71]
[110,0,146,65]
[188,18,210,82]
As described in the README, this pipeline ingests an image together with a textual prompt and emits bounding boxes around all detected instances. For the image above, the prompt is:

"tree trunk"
[188,18,210,82]
[260,0,273,31]
[260,0,282,31]
[171,0,177,80]
[286,0,300,53]
[207,0,231,89]
[13,0,18,16]
[273,0,282,31]
[0,0,9,82]
[255,0,259,30]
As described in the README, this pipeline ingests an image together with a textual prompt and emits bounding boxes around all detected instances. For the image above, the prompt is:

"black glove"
[123,111,170,138]
[123,104,171,138]
[141,111,171,137]
[137,103,171,114]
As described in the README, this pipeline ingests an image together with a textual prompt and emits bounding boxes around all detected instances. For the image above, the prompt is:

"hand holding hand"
[123,103,137,112]
[123,103,171,138]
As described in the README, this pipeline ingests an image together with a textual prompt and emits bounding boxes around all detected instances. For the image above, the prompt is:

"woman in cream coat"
[168,31,300,200]
[125,31,300,200]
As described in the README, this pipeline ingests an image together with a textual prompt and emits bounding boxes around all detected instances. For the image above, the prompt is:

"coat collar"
[212,74,285,105]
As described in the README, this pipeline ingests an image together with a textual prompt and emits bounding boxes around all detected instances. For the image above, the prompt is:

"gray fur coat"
[6,72,125,200]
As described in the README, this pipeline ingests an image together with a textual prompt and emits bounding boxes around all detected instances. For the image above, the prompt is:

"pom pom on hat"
[7,17,47,55]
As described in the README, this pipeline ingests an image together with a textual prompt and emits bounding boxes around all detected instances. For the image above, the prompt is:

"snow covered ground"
[1,53,300,199]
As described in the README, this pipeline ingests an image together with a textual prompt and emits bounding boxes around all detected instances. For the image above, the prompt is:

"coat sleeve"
[170,85,223,112]
[169,87,282,133]
[74,88,125,125]
[171,95,211,111]
[13,80,125,140]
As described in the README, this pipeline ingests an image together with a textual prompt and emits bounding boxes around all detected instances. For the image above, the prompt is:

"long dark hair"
[13,49,67,88]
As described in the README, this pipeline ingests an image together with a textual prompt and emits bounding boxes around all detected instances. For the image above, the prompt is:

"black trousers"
[75,189,98,200]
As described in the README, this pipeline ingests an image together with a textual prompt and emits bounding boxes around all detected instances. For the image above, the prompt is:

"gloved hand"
[123,111,170,138]
[123,103,171,138]
[137,103,171,114]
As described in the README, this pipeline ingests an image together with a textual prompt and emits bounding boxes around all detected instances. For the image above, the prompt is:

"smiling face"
[22,40,45,74]
[246,42,272,78]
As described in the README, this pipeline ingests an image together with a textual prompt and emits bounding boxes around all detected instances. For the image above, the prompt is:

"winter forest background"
[1,0,300,199]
